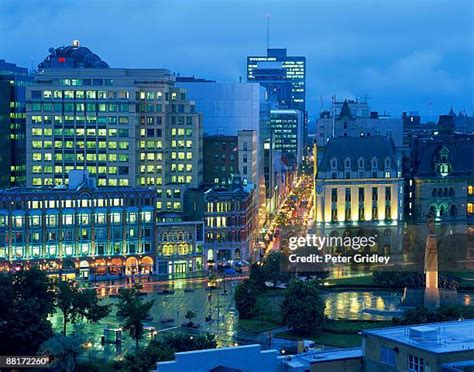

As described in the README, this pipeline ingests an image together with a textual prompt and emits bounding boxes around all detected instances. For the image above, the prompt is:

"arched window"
[432,188,437,197]
[440,204,448,216]
[358,158,364,168]
[449,188,455,197]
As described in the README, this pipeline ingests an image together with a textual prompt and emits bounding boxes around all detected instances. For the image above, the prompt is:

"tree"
[55,280,111,336]
[39,334,84,372]
[234,279,259,319]
[249,262,267,290]
[254,296,272,325]
[184,310,197,326]
[0,267,55,354]
[114,333,217,372]
[281,280,326,334]
[116,287,154,350]
[261,252,292,288]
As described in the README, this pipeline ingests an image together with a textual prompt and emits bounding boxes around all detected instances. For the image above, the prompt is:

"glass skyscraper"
[247,48,306,138]
[0,60,32,187]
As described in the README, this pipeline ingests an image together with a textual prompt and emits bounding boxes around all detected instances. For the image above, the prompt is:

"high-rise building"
[247,48,306,138]
[0,60,32,187]
[176,79,263,138]
[26,43,203,214]
[270,109,303,166]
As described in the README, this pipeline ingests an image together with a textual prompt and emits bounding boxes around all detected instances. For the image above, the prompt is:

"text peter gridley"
[288,252,390,265]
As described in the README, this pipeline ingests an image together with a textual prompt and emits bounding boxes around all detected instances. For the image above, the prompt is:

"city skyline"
[1,0,472,121]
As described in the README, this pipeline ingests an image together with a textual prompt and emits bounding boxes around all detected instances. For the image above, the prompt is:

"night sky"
[1,0,472,121]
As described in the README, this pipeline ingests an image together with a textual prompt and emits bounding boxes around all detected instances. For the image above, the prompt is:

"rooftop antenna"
[266,13,271,49]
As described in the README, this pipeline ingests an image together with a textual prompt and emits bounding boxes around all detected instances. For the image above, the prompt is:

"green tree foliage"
[281,280,326,334]
[184,310,197,325]
[373,271,459,290]
[116,286,154,350]
[39,334,84,372]
[0,267,55,354]
[248,262,267,290]
[114,333,217,372]
[254,296,272,325]
[261,252,292,288]
[393,304,474,325]
[234,279,259,319]
[55,280,111,336]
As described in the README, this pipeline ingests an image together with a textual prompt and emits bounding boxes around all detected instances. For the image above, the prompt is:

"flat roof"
[281,348,363,368]
[363,320,474,354]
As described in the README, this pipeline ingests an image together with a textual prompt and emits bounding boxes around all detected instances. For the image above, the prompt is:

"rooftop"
[363,319,474,354]
[281,348,363,368]
[38,40,109,69]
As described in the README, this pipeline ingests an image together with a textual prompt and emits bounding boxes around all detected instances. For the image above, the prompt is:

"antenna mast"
[266,13,271,49]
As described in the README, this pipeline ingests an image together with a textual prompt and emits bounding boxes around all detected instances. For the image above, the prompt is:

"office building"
[26,43,203,214]
[0,59,32,187]
[203,130,258,187]
[270,109,303,166]
[247,48,307,138]
[175,80,263,138]
[204,175,257,265]
[314,137,404,254]
[0,171,156,280]
[316,100,403,147]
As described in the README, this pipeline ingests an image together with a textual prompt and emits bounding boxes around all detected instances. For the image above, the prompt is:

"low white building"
[154,344,281,372]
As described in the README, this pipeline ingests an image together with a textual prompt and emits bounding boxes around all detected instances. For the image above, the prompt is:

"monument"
[401,211,457,309]
[424,211,440,308]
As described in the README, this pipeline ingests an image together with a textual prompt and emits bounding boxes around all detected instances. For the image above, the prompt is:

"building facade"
[247,48,307,138]
[204,176,257,265]
[270,109,303,166]
[314,137,404,255]
[0,59,32,187]
[203,130,258,187]
[0,171,156,280]
[156,219,204,277]
[26,47,203,214]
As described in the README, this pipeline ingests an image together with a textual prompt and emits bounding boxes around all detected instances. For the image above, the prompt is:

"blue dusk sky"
[0,0,472,121]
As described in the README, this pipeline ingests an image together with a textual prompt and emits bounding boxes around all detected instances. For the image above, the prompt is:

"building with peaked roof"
[313,136,404,255]
[316,100,403,147]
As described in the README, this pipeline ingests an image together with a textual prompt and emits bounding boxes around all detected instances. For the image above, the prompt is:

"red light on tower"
[58,57,66,63]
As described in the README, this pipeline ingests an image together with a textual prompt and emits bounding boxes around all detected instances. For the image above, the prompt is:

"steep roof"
[318,136,397,172]
[415,137,474,176]
[338,100,354,120]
